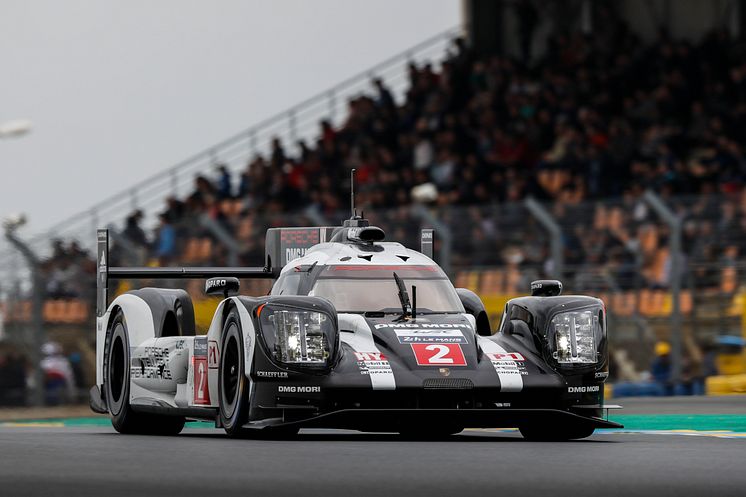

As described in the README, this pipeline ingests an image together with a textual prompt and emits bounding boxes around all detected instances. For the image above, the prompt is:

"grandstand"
[3,1,746,404]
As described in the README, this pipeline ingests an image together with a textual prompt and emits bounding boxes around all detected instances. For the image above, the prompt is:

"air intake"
[423,378,474,390]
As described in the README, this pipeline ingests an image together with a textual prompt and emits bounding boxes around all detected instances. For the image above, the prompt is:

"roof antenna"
[350,168,356,218]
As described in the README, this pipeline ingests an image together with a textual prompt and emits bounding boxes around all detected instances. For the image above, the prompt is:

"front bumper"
[243,407,623,431]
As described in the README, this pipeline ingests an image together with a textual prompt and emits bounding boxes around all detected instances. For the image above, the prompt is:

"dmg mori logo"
[278,386,320,393]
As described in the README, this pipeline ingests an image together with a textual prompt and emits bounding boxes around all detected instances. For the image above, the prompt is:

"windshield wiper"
[392,272,412,321]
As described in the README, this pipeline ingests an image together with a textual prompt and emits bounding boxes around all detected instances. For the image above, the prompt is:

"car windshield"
[308,265,464,314]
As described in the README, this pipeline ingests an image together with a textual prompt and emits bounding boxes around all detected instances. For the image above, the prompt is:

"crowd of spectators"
[37,15,746,295]
[41,240,95,299]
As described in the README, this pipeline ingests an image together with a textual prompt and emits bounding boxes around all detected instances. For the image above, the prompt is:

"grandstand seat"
[478,269,505,295]
[680,290,693,315]
[610,292,635,317]
[455,271,479,292]
[504,267,521,294]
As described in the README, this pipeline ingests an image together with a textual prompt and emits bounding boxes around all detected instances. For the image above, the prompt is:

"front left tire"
[105,310,185,435]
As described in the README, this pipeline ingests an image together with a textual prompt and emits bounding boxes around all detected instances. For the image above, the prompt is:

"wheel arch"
[206,297,258,381]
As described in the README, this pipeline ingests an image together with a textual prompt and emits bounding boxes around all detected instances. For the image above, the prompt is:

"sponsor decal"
[494,402,511,407]
[479,338,524,391]
[280,229,320,264]
[206,279,227,291]
[595,371,609,379]
[286,248,308,261]
[354,352,393,377]
[257,371,289,378]
[193,337,210,405]
[485,352,528,376]
[411,343,467,366]
[278,386,321,393]
[354,352,386,361]
[193,337,207,357]
[375,323,472,329]
[486,352,525,362]
[208,340,219,369]
[394,329,467,344]
[568,385,601,393]
[131,347,174,380]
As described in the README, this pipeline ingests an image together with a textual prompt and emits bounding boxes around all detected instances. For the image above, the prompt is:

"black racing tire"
[519,423,595,441]
[218,308,251,437]
[105,311,185,435]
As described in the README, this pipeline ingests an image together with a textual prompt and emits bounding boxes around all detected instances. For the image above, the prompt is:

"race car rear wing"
[96,229,273,317]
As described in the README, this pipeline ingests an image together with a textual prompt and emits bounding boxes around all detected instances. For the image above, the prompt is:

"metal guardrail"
[0,25,464,270]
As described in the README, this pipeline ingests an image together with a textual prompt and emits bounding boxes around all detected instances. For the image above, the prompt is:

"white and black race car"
[90,215,622,440]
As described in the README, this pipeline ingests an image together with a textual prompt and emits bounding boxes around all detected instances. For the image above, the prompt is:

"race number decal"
[193,337,210,405]
[411,343,466,366]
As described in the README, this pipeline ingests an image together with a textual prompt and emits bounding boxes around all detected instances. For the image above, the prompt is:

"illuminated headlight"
[260,307,332,366]
[551,310,599,364]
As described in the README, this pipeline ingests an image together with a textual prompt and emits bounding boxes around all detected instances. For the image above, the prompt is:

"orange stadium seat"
[455,271,479,292]
[609,292,635,317]
[504,267,522,294]
[680,290,693,315]
[479,269,505,294]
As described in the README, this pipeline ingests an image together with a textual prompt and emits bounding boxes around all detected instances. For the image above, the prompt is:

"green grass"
[609,414,746,432]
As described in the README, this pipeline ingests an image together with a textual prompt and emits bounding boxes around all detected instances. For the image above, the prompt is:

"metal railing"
[0,25,464,272]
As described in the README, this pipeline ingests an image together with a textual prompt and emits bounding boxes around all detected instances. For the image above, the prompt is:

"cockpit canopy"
[271,264,464,314]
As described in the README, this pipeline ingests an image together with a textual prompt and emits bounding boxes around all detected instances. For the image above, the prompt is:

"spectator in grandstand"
[154,212,177,264]
[41,342,75,405]
[123,210,148,247]
[215,163,232,200]
[650,341,673,396]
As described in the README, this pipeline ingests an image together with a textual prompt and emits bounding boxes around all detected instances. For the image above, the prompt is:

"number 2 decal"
[411,343,467,366]
[197,362,206,399]
[193,355,210,405]
[426,344,453,364]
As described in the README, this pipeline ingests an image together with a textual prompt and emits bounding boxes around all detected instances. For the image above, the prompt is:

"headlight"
[551,309,600,364]
[258,306,334,367]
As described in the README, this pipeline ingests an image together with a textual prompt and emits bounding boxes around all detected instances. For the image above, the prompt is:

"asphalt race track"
[1,397,746,497]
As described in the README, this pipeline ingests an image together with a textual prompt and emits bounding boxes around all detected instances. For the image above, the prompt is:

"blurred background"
[2,0,746,409]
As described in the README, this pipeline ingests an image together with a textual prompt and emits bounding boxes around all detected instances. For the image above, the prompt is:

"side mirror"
[455,288,492,336]
[205,277,240,297]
